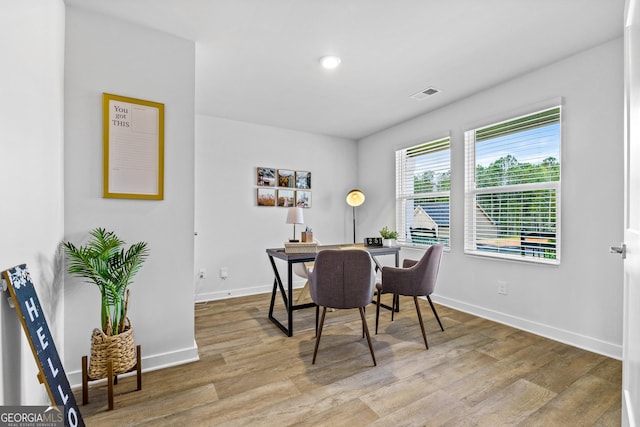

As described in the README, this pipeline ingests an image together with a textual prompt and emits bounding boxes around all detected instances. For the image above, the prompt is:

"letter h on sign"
[1,265,84,427]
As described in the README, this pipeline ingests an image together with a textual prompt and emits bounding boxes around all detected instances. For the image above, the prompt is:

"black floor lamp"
[346,189,365,244]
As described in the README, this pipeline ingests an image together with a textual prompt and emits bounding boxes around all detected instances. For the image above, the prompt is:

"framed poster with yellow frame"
[103,93,165,200]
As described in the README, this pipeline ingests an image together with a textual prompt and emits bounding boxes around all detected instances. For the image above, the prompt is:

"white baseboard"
[194,286,622,359]
[68,341,200,389]
[195,285,271,302]
[195,281,305,303]
[431,295,622,360]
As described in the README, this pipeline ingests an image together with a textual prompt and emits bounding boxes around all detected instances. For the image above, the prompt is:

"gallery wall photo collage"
[256,167,311,208]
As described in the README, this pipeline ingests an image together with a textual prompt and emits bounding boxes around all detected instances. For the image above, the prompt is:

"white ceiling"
[64,0,625,140]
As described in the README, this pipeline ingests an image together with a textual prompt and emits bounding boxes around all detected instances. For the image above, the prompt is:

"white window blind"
[396,137,450,247]
[464,107,561,263]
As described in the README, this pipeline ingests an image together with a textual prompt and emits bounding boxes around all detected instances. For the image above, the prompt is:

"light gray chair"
[375,243,444,349]
[293,240,320,304]
[293,261,314,304]
[308,249,377,366]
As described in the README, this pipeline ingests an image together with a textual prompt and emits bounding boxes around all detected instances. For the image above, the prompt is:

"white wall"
[194,116,358,300]
[0,0,66,405]
[64,8,197,386]
[358,39,624,358]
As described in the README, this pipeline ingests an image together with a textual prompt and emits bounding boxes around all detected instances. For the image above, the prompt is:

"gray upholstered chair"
[308,249,377,365]
[375,243,444,349]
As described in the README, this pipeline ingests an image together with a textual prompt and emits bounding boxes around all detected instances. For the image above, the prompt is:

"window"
[464,106,561,263]
[396,137,451,247]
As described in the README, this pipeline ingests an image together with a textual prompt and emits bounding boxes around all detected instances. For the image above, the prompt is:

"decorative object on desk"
[278,169,295,187]
[296,190,312,208]
[380,226,398,247]
[286,207,304,242]
[277,189,295,207]
[295,171,311,189]
[364,237,383,247]
[257,188,276,206]
[257,167,276,186]
[284,241,318,254]
[301,227,314,242]
[346,189,366,244]
[62,228,148,386]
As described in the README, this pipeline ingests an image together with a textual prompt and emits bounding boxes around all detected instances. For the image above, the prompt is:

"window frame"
[464,106,561,264]
[395,136,451,249]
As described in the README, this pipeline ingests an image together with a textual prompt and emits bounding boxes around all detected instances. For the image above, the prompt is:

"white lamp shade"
[346,189,365,207]
[286,207,304,224]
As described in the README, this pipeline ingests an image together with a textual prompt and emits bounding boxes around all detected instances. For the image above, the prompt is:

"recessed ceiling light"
[319,55,341,69]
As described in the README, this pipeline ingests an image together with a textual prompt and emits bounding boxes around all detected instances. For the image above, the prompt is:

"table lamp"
[346,189,365,244]
[286,207,304,242]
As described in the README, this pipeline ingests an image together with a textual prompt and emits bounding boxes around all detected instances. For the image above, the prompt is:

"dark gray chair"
[375,243,444,349]
[308,249,377,366]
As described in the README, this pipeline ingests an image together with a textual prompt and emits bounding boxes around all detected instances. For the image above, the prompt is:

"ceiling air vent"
[410,86,440,101]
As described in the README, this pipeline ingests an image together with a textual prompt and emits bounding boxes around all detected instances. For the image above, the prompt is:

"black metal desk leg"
[268,277,277,318]
[267,254,290,336]
[287,262,293,337]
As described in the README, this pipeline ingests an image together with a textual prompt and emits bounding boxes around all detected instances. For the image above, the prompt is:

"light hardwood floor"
[77,292,621,426]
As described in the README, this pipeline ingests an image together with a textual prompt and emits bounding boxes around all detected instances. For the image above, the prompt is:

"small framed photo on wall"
[296,190,312,208]
[257,167,276,186]
[277,189,295,207]
[278,169,295,187]
[295,171,311,189]
[257,188,276,206]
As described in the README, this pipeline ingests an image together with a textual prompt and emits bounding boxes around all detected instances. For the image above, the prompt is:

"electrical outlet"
[199,268,206,279]
[220,267,229,279]
[497,280,508,295]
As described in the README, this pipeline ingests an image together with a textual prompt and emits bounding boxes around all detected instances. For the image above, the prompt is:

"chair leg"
[312,307,327,364]
[315,305,319,336]
[359,307,377,366]
[391,294,400,322]
[414,297,429,350]
[427,295,444,331]
[375,290,381,334]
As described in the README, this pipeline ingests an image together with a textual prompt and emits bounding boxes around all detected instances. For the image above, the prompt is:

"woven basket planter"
[88,319,136,380]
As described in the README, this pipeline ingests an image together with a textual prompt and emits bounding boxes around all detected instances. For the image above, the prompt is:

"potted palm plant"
[63,227,149,380]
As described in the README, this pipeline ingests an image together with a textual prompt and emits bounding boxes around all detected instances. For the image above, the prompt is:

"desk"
[267,244,400,336]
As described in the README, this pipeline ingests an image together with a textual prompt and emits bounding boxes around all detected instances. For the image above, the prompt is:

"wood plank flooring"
[77,292,622,426]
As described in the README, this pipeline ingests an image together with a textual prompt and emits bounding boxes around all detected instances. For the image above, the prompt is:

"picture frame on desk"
[364,237,383,247]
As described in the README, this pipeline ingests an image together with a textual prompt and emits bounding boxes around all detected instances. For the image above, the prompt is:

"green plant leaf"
[63,227,149,335]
